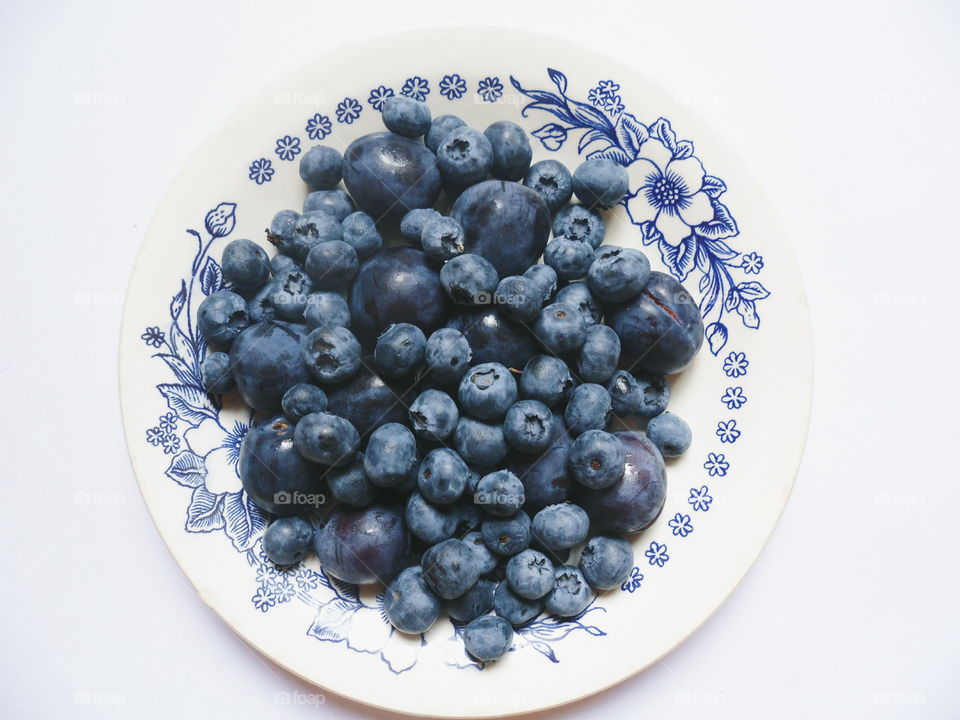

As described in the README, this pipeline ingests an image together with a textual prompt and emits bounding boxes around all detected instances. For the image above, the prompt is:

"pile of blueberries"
[197,95,703,663]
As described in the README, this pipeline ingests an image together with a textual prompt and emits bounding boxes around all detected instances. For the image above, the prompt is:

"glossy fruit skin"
[436,126,493,186]
[494,581,542,627]
[326,363,417,439]
[446,578,497,623]
[606,369,670,419]
[374,323,426,378]
[484,121,532,180]
[523,159,573,213]
[405,491,458,544]
[269,252,300,276]
[571,431,667,533]
[463,531,499,576]
[304,291,351,329]
[299,145,343,190]
[349,247,451,347]
[423,328,472,386]
[381,96,432,138]
[555,282,603,327]
[230,321,311,411]
[572,157,629,208]
[565,383,613,436]
[294,412,360,467]
[246,280,281,323]
[523,264,558,303]
[239,415,323,515]
[451,180,551,277]
[646,412,692,457]
[400,208,441,246]
[314,503,411,584]
[270,268,313,321]
[198,290,249,347]
[440,253,499,306]
[544,237,594,281]
[530,538,571,567]
[417,448,468,504]
[519,355,574,409]
[552,204,605,248]
[475,470,525,517]
[420,538,481,600]
[447,308,537,370]
[503,400,553,454]
[405,389,456,442]
[364,423,419,487]
[383,566,441,634]
[325,453,380,507]
[463,615,514,661]
[303,189,354,222]
[458,362,517,420]
[568,430,625,489]
[481,511,531,556]
[455,415,512,467]
[222,238,270,290]
[281,383,328,421]
[342,132,441,221]
[421,216,465,261]
[494,275,542,324]
[286,210,343,260]
[268,210,301,250]
[579,535,634,590]
[534,302,587,355]
[425,114,466,153]
[506,549,555,599]
[263,516,315,565]
[301,326,362,384]
[200,351,234,394]
[607,271,705,375]
[340,211,383,260]
[576,324,620,384]
[304,240,359,290]
[532,503,590,549]
[587,245,651,303]
[508,416,574,513]
[544,565,592,617]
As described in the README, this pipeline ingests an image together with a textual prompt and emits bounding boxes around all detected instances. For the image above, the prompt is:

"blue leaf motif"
[587,147,632,165]
[170,280,187,320]
[700,237,739,262]
[736,281,771,301]
[701,175,727,198]
[185,486,224,532]
[547,68,568,94]
[638,219,661,246]
[578,128,610,154]
[307,598,358,642]
[526,640,558,663]
[154,352,200,387]
[649,118,677,153]
[724,287,741,311]
[222,490,267,552]
[696,200,739,239]
[204,202,237,238]
[705,322,729,355]
[165,450,206,488]
[199,257,224,296]
[736,299,760,329]
[157,383,218,427]
[532,123,568,151]
[614,112,648,158]
[659,235,698,282]
[673,139,695,159]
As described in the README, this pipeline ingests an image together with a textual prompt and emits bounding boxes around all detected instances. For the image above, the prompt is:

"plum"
[325,361,419,439]
[508,416,574,513]
[447,308,537,370]
[314,503,411,585]
[229,321,311,411]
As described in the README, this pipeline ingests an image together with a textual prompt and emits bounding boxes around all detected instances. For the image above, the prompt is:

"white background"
[1,1,957,718]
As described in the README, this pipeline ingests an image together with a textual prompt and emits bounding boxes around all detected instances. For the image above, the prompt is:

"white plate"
[119,27,812,717]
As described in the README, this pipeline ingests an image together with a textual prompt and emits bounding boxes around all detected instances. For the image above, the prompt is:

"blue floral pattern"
[723,351,749,378]
[721,386,747,410]
[716,419,741,444]
[644,542,670,568]
[367,85,395,111]
[704,453,730,477]
[439,74,467,100]
[620,566,644,593]
[400,76,430,101]
[668,513,694,537]
[478,76,504,102]
[336,97,362,124]
[247,158,274,185]
[688,485,714,512]
[274,135,301,161]
[305,113,332,140]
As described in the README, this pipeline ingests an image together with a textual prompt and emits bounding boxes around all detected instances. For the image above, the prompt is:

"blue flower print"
[589,79,620,106]
[723,351,749,378]
[274,580,296,603]
[703,453,729,477]
[252,587,276,612]
[620,566,643,593]
[478,76,504,103]
[367,85,395,111]
[716,419,741,444]
[248,158,274,185]
[336,97,362,124]
[140,326,165,348]
[605,95,624,115]
[305,113,332,140]
[668,513,694,537]
[439,74,467,100]
[721,386,747,410]
[644,541,670,567]
[274,135,301,161]
[222,421,248,469]
[295,567,320,591]
[741,252,764,274]
[145,427,164,446]
[400,76,429,101]
[688,485,714,512]
[160,433,180,455]
[158,412,177,433]
[597,79,620,97]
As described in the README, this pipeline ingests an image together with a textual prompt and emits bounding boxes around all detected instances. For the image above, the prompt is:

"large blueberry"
[326,362,418,439]
[314,504,411,585]
[450,180,551,277]
[447,308,537,370]
[229,321,311,411]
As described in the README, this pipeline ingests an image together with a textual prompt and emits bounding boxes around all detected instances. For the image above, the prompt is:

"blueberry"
[420,538,481,599]
[481,511,531,556]
[533,302,586,355]
[437,126,493,187]
[270,268,313,321]
[552,204,605,248]
[315,503,410,584]
[268,210,301,251]
[544,237,594,281]
[400,208,442,247]
[483,121,532,180]
[303,189,354,222]
[555,282,603,327]
[494,582,542,627]
[381,96,431,138]
[646,412,692,457]
[364,423,419,487]
[304,240,358,289]
[299,145,343,190]
[587,245,651,303]
[383,566,441,634]
[458,362,517,420]
[463,531,499,576]
[508,416,574,513]
[606,369,670,419]
[409,389,459,442]
[446,578,496,623]
[374,323,426,378]
[201,351,234,394]
[343,132,441,221]
[326,364,417,439]
[564,383,612,436]
[568,430,625,489]
[230,322,311,411]
[451,180,551,277]
[524,159,573,213]
[544,565,592,617]
[222,238,270,290]
[506,549,554,600]
[263,516,314,565]
[519,355,574,408]
[577,324,620,384]
[326,453,380,507]
[532,504,589,550]
[198,290,249,346]
[572,158,629,208]
[440,253,499,306]
[446,308,537,370]
[281,383,328,421]
[421,216,465,261]
[571,431,667,533]
[475,470,525,517]
[456,498,484,535]
[454,417,508,466]
[423,328,472,386]
[418,448,468,504]
[463,615,513,661]
[580,535,634,590]
[294,411,359,466]
[405,491,458,544]
[425,114,466,153]
[503,400,553,454]
[301,326,362,384]
[304,291,351,329]
[494,275,542,324]
[522,264,558,303]
[529,537,571,567]
[239,416,323,515]
[607,271,705,375]
[246,281,281,323]
[269,252,301,276]
[286,211,343,260]
[340,211,383,260]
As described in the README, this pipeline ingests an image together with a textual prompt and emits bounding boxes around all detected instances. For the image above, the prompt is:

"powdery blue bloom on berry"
[141,326,165,348]
[401,76,430,101]
[305,113,332,140]
[741,252,764,274]
[478,76,504,102]
[204,202,237,237]
[439,73,467,100]
[252,587,276,612]
[716,419,741,444]
[620,566,643,593]
[668,513,694,537]
[644,541,669,567]
[723,351,749,378]
[721,386,747,410]
[248,158,274,184]
[367,85,395,111]
[704,453,729,477]
[688,485,714,512]
[274,135,301,161]
[336,97,362,124]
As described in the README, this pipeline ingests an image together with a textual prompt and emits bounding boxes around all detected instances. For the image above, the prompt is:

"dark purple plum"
[342,132,441,221]
[229,321,311,411]
[348,247,451,348]
[326,361,419,439]
[450,180,551,277]
[314,503,411,585]
[508,416,573,513]
[447,308,537,370]
[607,271,704,375]
[571,431,666,533]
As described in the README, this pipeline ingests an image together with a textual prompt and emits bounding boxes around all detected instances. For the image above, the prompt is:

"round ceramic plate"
[119,27,812,718]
